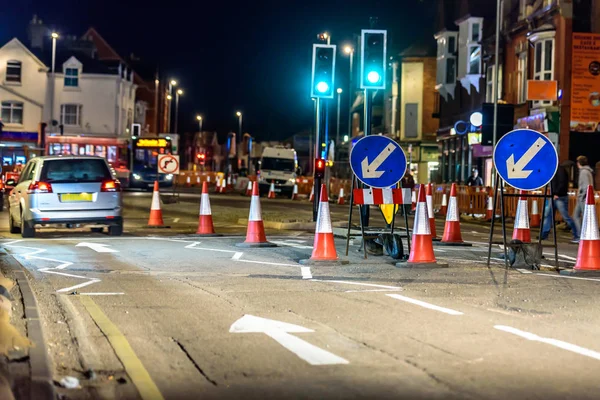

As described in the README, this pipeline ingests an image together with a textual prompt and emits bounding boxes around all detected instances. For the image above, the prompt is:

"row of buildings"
[348,0,600,186]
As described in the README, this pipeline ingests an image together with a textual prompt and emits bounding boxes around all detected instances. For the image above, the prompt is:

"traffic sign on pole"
[157,154,180,175]
[493,128,558,191]
[350,136,406,188]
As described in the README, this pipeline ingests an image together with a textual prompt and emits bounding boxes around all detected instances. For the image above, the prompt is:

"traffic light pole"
[313,97,322,222]
[361,88,372,227]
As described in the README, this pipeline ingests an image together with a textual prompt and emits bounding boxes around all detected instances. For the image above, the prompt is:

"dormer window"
[456,16,484,93]
[6,60,21,83]
[65,68,79,87]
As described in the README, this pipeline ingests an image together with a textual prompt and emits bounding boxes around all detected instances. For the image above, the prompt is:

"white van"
[258,147,298,196]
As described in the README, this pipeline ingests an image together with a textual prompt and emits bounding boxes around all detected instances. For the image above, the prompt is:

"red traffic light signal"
[314,158,326,179]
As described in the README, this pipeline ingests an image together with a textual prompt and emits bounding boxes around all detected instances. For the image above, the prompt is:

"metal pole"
[175,92,179,134]
[154,74,159,135]
[49,36,57,138]
[313,98,321,222]
[167,84,172,133]
[362,89,372,227]
[492,0,503,180]
[347,50,354,139]
[336,91,341,145]
[238,115,242,141]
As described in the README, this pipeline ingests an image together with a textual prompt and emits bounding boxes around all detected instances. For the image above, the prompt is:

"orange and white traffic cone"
[245,180,253,196]
[397,185,447,267]
[237,181,276,248]
[411,188,417,212]
[196,176,201,186]
[308,186,314,202]
[439,189,448,216]
[438,183,471,246]
[513,191,531,243]
[185,176,191,188]
[147,181,169,228]
[563,185,600,276]
[337,187,345,205]
[267,181,276,199]
[485,196,494,221]
[426,183,438,240]
[291,184,299,200]
[300,184,348,265]
[530,198,541,228]
[219,178,227,194]
[196,182,219,236]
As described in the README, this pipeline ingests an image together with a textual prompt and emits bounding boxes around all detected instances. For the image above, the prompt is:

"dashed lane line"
[301,267,312,280]
[386,294,463,316]
[312,280,402,291]
[536,273,600,282]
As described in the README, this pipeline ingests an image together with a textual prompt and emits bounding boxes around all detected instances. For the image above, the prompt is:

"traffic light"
[314,158,326,179]
[360,29,387,89]
[131,123,141,137]
[311,44,336,99]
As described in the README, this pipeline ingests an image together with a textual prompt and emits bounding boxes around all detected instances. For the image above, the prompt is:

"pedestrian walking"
[572,155,594,243]
[540,163,579,242]
[466,169,483,187]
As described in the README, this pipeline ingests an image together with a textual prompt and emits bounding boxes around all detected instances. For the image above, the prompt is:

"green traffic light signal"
[367,71,381,84]
[311,44,336,98]
[316,81,329,93]
[360,30,387,89]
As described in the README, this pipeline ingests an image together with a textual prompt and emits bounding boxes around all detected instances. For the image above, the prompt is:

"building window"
[6,61,21,83]
[485,65,503,102]
[1,101,23,124]
[64,68,79,87]
[533,37,555,107]
[468,46,481,75]
[61,104,82,126]
[446,58,456,84]
[127,108,133,131]
[471,23,481,42]
[448,36,456,54]
[517,52,528,104]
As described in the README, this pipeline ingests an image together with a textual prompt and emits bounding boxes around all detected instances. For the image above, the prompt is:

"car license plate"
[60,193,93,202]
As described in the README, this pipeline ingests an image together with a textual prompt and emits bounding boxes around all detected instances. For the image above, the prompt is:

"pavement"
[1,190,599,399]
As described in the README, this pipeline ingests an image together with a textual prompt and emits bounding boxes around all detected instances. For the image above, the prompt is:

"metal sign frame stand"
[486,175,558,270]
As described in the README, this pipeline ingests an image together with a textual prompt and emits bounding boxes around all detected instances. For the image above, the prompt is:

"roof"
[31,46,118,75]
[0,38,47,69]
[399,39,437,58]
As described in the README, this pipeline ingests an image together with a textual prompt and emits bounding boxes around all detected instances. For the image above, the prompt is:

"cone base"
[396,261,449,268]
[146,225,171,229]
[560,269,600,277]
[236,242,277,248]
[299,258,349,266]
[435,241,472,247]
[574,239,600,271]
[193,233,223,237]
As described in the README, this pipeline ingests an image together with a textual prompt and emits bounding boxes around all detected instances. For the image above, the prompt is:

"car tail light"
[101,180,121,192]
[28,181,53,193]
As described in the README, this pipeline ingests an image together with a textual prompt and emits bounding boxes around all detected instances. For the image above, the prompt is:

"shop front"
[0,131,40,168]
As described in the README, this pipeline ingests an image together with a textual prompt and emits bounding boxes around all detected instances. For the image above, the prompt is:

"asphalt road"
[2,192,600,400]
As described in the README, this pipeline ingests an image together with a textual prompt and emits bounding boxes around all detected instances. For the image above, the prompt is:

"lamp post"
[48,32,59,143]
[196,115,203,133]
[336,88,342,145]
[175,89,183,134]
[236,111,242,140]
[167,79,177,132]
[344,45,354,139]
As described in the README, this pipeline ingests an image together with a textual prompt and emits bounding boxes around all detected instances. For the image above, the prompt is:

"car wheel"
[20,211,35,238]
[108,223,123,236]
[8,208,20,234]
[90,227,104,233]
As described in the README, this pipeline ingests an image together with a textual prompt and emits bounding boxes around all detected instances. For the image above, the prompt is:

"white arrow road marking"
[229,315,349,365]
[76,242,119,253]
[361,143,396,179]
[495,325,600,361]
[506,137,546,179]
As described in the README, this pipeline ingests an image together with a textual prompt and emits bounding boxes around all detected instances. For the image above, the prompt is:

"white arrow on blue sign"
[493,128,558,191]
[350,135,407,188]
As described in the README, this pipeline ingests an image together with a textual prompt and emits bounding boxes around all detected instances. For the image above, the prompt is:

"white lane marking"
[57,279,101,293]
[185,242,238,253]
[479,256,505,262]
[301,267,312,280]
[286,240,307,243]
[79,292,125,296]
[386,294,463,316]
[542,253,576,261]
[516,269,533,274]
[270,241,313,249]
[230,314,349,365]
[536,273,600,282]
[76,242,119,253]
[494,325,600,361]
[232,252,243,260]
[173,218,180,223]
[345,288,402,293]
[235,259,299,267]
[312,280,402,290]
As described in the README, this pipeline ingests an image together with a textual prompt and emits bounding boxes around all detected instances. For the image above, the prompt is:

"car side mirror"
[5,179,16,186]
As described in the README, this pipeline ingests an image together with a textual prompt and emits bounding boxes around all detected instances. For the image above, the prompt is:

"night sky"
[3,0,435,141]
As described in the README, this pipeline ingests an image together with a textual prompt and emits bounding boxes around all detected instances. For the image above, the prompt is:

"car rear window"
[40,159,112,183]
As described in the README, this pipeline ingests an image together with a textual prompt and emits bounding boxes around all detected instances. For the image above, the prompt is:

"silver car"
[7,156,123,237]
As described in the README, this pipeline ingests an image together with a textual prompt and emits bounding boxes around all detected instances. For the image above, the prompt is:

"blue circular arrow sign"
[349,136,407,188]
[493,128,558,191]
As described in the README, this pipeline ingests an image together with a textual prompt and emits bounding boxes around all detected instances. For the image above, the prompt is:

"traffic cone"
[564,185,600,275]
[185,176,191,188]
[300,184,348,265]
[207,175,211,184]
[397,185,447,267]
[245,180,253,196]
[411,188,417,212]
[267,181,276,199]
[196,176,201,186]
[308,186,314,202]
[512,191,531,243]
[485,196,494,221]
[218,178,226,194]
[438,183,471,246]
[291,183,299,200]
[530,198,541,228]
[147,181,169,228]
[196,182,220,236]
[337,187,345,205]
[439,188,448,216]
[426,183,438,240]
[237,182,276,248]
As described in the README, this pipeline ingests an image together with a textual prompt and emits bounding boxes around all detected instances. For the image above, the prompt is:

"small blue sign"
[493,128,558,191]
[350,135,406,188]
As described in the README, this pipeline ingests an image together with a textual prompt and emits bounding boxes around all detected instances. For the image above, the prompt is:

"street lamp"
[343,44,354,139]
[196,115,203,132]
[336,88,342,145]
[236,111,242,140]
[167,79,177,132]
[174,89,183,134]
[48,32,59,144]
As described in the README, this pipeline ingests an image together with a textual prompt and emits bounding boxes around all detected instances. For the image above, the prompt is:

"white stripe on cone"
[426,194,434,220]
[247,181,253,191]
[441,193,447,207]
[200,193,212,215]
[249,195,263,222]
[446,197,459,222]
[316,201,333,233]
[293,184,298,195]
[413,202,431,235]
[515,200,530,229]
[581,204,600,240]
[487,197,494,211]
[339,187,345,199]
[411,190,416,204]
[151,189,161,210]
